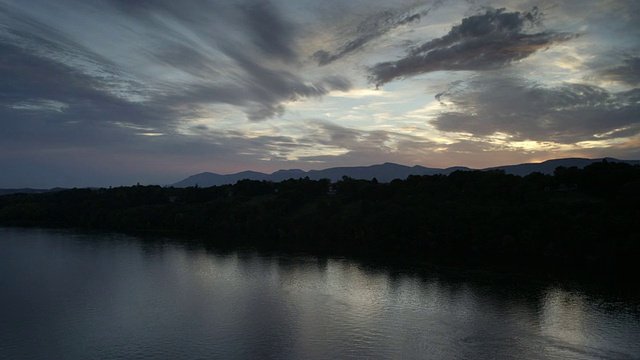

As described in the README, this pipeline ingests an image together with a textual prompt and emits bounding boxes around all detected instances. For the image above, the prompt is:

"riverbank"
[1,161,638,283]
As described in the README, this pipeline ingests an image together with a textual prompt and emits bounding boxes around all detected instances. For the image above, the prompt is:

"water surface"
[1,228,638,359]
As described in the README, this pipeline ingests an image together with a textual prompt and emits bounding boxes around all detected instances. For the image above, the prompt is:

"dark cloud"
[2,0,638,188]
[0,36,316,186]
[107,0,221,25]
[0,19,182,173]
[297,120,438,165]
[431,76,640,143]
[163,45,352,121]
[104,0,353,120]
[369,7,576,86]
[601,56,640,86]
[294,120,531,169]
[304,121,365,146]
[0,41,171,132]
[313,3,436,66]
[239,1,298,63]
[107,0,160,13]
[2,0,352,126]
[152,41,221,78]
[0,3,152,104]
[313,11,419,65]
[109,0,299,63]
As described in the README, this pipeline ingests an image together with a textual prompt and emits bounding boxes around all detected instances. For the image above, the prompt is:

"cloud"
[369,7,576,86]
[239,1,298,63]
[292,120,440,165]
[1,0,353,126]
[0,17,189,180]
[312,2,435,66]
[601,55,640,86]
[152,40,221,78]
[110,0,299,64]
[105,0,353,120]
[3,0,639,188]
[431,76,640,144]
[161,44,352,121]
[0,41,172,143]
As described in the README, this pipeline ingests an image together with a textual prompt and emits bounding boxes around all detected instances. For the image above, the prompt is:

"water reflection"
[1,228,639,360]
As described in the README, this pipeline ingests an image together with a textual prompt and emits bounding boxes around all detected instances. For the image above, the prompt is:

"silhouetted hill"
[171,164,425,187]
[172,162,471,187]
[171,157,639,187]
[172,171,269,188]
[2,160,639,279]
[270,169,308,182]
[0,188,66,196]
[306,163,436,183]
[487,157,640,176]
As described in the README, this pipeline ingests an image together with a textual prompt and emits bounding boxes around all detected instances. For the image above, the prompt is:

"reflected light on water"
[541,287,588,345]
[1,228,639,360]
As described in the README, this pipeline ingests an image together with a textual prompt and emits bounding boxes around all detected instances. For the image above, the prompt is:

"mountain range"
[171,157,640,188]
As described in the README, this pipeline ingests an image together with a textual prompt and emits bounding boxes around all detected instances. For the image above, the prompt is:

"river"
[1,228,638,359]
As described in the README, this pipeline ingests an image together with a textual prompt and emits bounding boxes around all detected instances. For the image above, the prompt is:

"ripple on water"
[1,228,639,360]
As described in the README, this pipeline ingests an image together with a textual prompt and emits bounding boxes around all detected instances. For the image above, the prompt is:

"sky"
[1,0,639,188]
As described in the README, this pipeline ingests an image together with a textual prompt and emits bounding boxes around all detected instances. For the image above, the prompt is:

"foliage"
[1,161,638,276]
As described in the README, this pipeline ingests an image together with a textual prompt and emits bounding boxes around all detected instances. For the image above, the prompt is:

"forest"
[1,160,638,278]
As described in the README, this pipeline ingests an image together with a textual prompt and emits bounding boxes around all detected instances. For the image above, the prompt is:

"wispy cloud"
[369,7,576,87]
[1,0,639,187]
[601,55,640,86]
[431,75,640,144]
[313,1,441,66]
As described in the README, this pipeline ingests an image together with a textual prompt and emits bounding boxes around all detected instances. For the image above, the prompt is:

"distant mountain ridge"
[484,157,640,176]
[0,188,66,196]
[171,157,640,188]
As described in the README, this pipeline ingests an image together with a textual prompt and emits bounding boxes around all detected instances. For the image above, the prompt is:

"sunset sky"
[1,0,639,188]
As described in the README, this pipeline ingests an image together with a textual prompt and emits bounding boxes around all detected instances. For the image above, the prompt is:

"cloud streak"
[431,76,640,144]
[163,45,352,121]
[1,0,355,127]
[1,0,639,188]
[313,1,439,66]
[240,1,299,63]
[369,7,576,86]
[601,56,640,86]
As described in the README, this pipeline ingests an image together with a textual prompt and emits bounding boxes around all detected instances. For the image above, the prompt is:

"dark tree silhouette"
[1,160,638,278]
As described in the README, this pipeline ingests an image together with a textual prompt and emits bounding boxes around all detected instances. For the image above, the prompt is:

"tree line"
[1,160,638,277]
